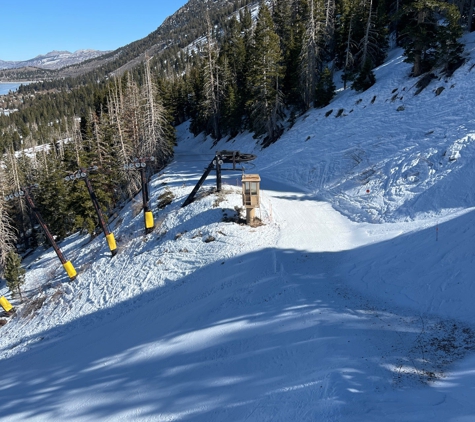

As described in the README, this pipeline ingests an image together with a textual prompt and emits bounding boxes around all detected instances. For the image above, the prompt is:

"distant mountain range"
[0,50,111,70]
[0,0,257,82]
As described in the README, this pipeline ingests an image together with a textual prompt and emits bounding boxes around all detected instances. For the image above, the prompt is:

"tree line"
[174,0,465,145]
[0,60,175,298]
[0,0,470,296]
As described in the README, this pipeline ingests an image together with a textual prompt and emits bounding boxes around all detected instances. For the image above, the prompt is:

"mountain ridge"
[0,0,257,81]
[0,49,111,71]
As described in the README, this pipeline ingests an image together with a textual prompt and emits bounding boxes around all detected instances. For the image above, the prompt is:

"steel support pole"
[23,190,77,280]
[81,170,117,257]
[140,167,154,234]
[140,167,150,209]
[181,159,215,208]
[216,153,222,192]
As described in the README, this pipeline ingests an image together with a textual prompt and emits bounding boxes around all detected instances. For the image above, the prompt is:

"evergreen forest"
[0,0,472,280]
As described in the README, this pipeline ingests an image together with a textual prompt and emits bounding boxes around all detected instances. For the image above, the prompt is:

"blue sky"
[1,0,189,61]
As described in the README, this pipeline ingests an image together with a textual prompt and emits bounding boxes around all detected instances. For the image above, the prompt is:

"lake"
[0,82,23,95]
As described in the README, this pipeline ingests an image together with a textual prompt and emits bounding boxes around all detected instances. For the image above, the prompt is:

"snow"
[3,33,475,421]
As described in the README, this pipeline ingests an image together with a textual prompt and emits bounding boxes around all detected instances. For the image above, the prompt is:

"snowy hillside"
[0,50,111,70]
[2,34,475,421]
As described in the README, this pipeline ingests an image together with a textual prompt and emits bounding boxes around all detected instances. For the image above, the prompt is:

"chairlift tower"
[182,151,257,208]
[124,157,156,234]
[65,166,117,257]
[4,187,77,281]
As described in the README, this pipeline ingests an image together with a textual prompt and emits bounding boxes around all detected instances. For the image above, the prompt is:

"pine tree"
[435,6,464,75]
[61,137,99,235]
[0,165,17,268]
[188,63,208,136]
[241,6,256,125]
[274,0,306,108]
[222,81,241,137]
[85,108,109,167]
[246,2,285,145]
[315,66,336,106]
[168,77,189,126]
[341,10,356,89]
[274,0,293,58]
[351,58,376,91]
[4,250,25,302]
[35,149,72,240]
[351,0,387,88]
[336,0,387,87]
[299,0,326,109]
[220,15,247,135]
[400,0,463,77]
[198,13,223,141]
[190,56,221,140]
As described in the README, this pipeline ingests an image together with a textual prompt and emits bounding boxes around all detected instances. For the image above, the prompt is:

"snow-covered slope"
[0,50,111,70]
[2,34,475,421]
[261,45,475,224]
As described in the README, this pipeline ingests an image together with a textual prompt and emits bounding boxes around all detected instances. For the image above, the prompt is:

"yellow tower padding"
[145,211,154,230]
[106,233,117,254]
[63,261,77,279]
[0,296,13,312]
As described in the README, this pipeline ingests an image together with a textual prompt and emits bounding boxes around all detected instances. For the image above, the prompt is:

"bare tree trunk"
[109,80,130,165]
[204,12,222,140]
[344,15,354,89]
[91,109,106,166]
[362,0,374,66]
[6,149,26,224]
[141,58,172,168]
[300,0,323,108]
[124,73,141,154]
[108,79,139,198]
[325,0,335,60]
[17,286,23,303]
[71,118,83,167]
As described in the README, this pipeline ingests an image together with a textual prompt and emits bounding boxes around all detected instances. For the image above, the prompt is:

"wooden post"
[246,208,256,225]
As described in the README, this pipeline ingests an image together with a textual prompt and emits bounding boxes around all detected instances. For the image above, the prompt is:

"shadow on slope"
[1,211,475,420]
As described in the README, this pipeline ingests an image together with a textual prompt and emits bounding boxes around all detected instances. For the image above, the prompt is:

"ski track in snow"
[3,34,475,421]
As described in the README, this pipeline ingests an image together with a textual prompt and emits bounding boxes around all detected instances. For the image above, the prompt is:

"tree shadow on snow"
[1,211,475,420]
